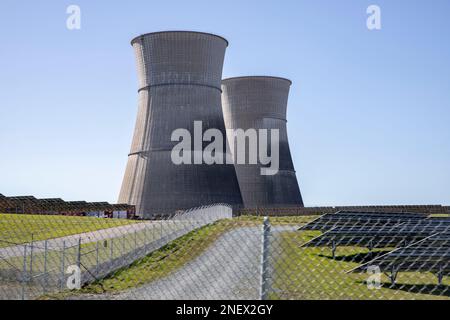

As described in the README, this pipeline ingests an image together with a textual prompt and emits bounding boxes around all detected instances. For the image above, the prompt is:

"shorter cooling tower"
[221,76,304,208]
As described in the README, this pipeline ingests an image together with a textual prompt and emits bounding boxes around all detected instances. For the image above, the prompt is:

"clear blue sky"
[0,0,449,206]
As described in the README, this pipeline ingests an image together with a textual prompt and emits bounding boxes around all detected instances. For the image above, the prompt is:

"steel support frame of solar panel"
[349,234,450,285]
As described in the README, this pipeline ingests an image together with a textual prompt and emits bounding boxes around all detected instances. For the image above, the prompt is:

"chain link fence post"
[144,226,148,245]
[260,216,271,300]
[29,234,34,279]
[60,241,66,291]
[43,240,48,294]
[21,244,28,300]
[110,238,114,261]
[77,237,82,269]
[95,242,99,275]
[122,234,126,255]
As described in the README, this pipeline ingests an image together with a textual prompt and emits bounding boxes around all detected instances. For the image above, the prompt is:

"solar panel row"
[298,211,427,232]
[349,234,450,285]
[298,210,450,285]
[0,193,135,218]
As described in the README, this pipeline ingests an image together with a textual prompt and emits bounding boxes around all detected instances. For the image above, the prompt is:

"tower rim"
[222,76,292,85]
[130,30,229,47]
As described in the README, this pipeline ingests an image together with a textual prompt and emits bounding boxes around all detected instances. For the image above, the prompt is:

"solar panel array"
[0,194,135,217]
[349,233,450,285]
[303,219,450,248]
[298,210,428,231]
[298,210,450,285]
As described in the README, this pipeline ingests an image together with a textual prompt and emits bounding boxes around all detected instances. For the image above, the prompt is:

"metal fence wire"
[0,206,449,300]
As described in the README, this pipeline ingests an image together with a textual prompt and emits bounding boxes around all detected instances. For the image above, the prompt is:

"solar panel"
[8,196,37,201]
[0,194,135,216]
[349,233,450,285]
[335,210,427,217]
[304,223,450,246]
[301,217,450,259]
[299,211,428,231]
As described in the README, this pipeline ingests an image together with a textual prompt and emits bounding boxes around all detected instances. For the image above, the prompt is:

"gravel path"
[83,225,297,300]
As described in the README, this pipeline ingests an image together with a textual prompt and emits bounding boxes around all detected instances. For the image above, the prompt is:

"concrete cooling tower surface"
[221,76,304,208]
[119,31,243,218]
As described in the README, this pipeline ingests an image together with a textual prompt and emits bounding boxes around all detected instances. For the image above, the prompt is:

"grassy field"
[90,213,316,291]
[11,213,448,300]
[44,216,313,298]
[0,214,139,248]
[78,220,238,294]
[79,215,450,300]
[1,221,186,275]
[42,219,243,299]
[271,230,450,300]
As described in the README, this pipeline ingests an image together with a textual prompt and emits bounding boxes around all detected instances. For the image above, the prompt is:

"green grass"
[16,213,448,300]
[0,213,139,247]
[271,230,450,300]
[431,214,450,218]
[1,220,190,280]
[79,219,265,294]
[42,219,242,298]
[44,216,314,299]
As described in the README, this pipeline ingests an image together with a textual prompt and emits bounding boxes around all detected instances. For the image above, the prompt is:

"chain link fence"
[0,208,449,300]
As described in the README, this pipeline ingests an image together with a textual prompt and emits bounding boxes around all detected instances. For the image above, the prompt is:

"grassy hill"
[0,213,138,247]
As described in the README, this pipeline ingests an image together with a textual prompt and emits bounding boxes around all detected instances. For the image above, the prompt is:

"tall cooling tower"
[221,76,304,208]
[119,31,243,218]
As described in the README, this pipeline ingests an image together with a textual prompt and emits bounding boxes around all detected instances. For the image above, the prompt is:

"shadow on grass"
[386,283,450,297]
[355,280,450,298]
[317,250,392,263]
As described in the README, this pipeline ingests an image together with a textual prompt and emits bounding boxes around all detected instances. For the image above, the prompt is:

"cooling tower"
[119,31,243,218]
[221,76,304,208]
